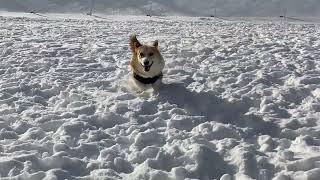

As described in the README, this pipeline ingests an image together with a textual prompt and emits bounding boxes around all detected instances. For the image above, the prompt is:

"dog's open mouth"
[141,62,153,72]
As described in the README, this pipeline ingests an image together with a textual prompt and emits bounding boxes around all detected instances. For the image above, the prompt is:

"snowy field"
[0,13,320,180]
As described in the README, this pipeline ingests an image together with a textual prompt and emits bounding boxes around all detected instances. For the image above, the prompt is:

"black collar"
[133,72,163,84]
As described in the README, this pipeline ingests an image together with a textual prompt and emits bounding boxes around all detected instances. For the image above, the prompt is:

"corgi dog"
[128,35,165,93]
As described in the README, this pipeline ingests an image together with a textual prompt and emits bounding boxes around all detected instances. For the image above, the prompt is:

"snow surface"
[0,0,320,17]
[0,12,320,180]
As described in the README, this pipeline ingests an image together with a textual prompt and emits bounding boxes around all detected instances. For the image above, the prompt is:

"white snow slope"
[0,0,320,17]
[0,13,320,180]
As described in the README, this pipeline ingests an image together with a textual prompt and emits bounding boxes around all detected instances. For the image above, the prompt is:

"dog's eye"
[139,53,145,57]
[149,53,154,56]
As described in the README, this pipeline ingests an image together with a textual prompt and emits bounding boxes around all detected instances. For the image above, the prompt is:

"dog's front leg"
[152,79,162,91]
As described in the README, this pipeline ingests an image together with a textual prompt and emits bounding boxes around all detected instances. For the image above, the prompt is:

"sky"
[0,0,319,17]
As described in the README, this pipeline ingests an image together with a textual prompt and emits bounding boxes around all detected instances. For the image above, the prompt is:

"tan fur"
[128,35,165,92]
[129,35,163,78]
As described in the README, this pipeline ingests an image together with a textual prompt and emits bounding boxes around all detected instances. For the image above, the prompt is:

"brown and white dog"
[128,35,165,93]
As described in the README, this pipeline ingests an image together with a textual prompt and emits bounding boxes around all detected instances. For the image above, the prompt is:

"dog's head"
[130,35,164,77]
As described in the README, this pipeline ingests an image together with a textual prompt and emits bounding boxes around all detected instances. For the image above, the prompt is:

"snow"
[0,12,320,180]
[1,0,320,17]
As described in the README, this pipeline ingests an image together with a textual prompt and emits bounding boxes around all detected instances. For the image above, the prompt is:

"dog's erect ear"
[130,35,142,53]
[153,40,158,48]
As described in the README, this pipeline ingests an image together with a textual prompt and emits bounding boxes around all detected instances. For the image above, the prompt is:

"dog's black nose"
[143,61,150,66]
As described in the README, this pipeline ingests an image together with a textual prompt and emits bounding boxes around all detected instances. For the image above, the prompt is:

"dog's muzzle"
[141,61,153,72]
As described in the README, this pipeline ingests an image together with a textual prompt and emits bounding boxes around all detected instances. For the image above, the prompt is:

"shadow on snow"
[158,83,280,138]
